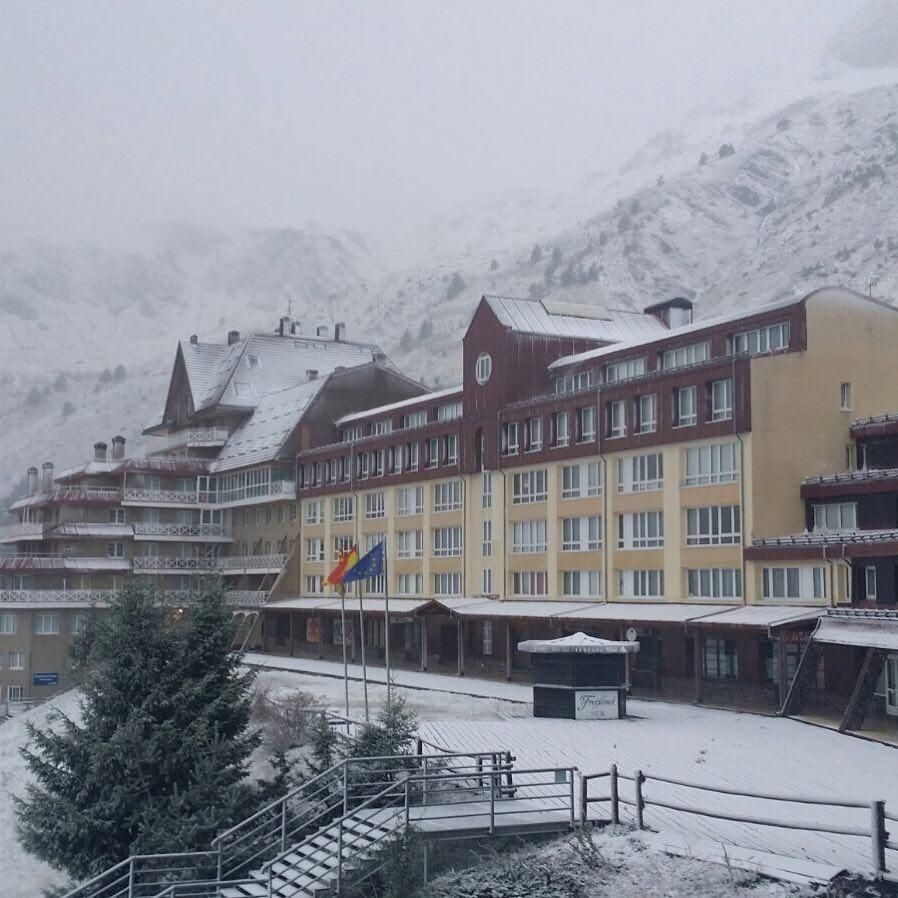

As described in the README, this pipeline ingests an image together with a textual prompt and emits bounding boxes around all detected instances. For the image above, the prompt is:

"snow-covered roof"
[694,605,826,629]
[517,632,639,654]
[548,294,804,371]
[335,386,462,426]
[813,610,898,651]
[446,599,599,619]
[49,523,133,538]
[180,341,230,410]
[209,379,327,473]
[484,295,669,342]
[559,602,736,624]
[751,528,898,548]
[266,596,435,614]
[54,461,120,482]
[803,468,898,487]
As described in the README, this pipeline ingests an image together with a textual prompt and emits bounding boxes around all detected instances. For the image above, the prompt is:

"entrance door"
[886,655,898,717]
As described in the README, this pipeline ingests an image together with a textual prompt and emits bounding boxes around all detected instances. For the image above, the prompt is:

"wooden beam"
[840,647,886,733]
[693,633,704,704]
[779,640,821,717]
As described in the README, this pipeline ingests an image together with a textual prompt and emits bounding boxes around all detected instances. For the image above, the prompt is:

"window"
[35,613,60,635]
[305,500,324,524]
[433,527,463,557]
[840,382,852,411]
[444,433,459,465]
[762,567,826,600]
[683,443,740,486]
[686,506,741,546]
[433,572,462,596]
[433,480,463,512]
[562,462,601,499]
[396,530,424,559]
[475,353,493,384]
[662,341,709,370]
[0,614,15,635]
[729,322,790,355]
[7,685,24,703]
[109,508,126,524]
[305,575,324,594]
[247,354,261,369]
[481,471,492,508]
[577,406,596,442]
[356,453,370,480]
[562,516,601,551]
[437,402,463,422]
[554,372,591,395]
[107,542,124,558]
[9,651,24,670]
[512,519,548,553]
[482,620,493,655]
[342,425,364,442]
[687,568,743,600]
[512,571,548,596]
[481,568,493,594]
[402,410,427,430]
[365,492,386,519]
[637,394,656,433]
[333,496,354,523]
[607,400,627,438]
[618,511,664,549]
[512,470,547,504]
[502,422,519,455]
[371,419,392,436]
[332,535,354,560]
[305,538,325,562]
[388,445,403,475]
[562,570,602,598]
[618,453,663,493]
[397,486,424,516]
[372,449,385,477]
[674,385,697,426]
[525,416,543,452]
[710,378,733,422]
[605,358,645,383]
[426,437,440,468]
[865,566,877,600]
[551,412,570,447]
[481,520,492,556]
[705,638,739,680]
[812,502,857,531]
[71,614,89,635]
[397,573,424,596]
[618,569,664,599]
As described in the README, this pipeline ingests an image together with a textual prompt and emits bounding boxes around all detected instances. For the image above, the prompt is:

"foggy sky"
[1,0,851,248]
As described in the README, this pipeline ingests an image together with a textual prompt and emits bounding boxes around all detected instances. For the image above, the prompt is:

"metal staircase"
[61,747,577,898]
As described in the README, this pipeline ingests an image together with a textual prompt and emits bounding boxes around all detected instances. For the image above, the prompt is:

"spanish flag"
[325,545,359,586]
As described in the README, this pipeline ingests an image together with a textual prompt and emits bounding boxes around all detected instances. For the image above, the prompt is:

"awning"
[812,613,898,651]
[266,597,435,615]
[518,632,639,655]
[447,600,598,620]
[563,602,735,625]
[693,605,827,631]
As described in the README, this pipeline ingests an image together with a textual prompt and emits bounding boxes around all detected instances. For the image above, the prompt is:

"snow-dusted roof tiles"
[335,386,462,426]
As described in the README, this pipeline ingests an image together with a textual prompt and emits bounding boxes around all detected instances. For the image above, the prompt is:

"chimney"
[26,467,38,496]
[42,462,54,491]
[335,322,346,342]
[290,321,300,335]
[227,329,240,346]
[643,297,694,328]
[111,435,126,460]
[306,369,319,381]
[189,334,198,345]
[94,441,108,462]
[316,325,329,339]
[278,316,290,336]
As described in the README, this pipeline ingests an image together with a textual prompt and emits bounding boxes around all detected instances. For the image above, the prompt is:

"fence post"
[635,770,646,831]
[568,769,575,829]
[128,857,135,898]
[343,763,349,816]
[216,842,222,885]
[280,799,288,852]
[422,756,429,807]
[871,800,887,878]
[610,764,620,825]
[416,737,423,757]
[337,819,344,896]
[490,770,496,834]
[505,750,515,797]
[405,777,411,827]
[579,774,588,828]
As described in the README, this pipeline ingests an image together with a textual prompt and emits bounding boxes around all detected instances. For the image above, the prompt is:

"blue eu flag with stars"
[342,540,385,584]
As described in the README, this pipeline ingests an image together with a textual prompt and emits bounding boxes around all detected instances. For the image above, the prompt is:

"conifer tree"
[16,582,261,881]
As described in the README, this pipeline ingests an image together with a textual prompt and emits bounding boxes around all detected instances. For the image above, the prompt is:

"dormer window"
[247,355,261,369]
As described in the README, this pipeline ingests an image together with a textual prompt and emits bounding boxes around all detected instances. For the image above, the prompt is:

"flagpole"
[357,579,369,722]
[384,537,391,710]
[339,585,350,719]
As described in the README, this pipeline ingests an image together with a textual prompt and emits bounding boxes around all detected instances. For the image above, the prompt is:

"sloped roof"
[483,295,669,342]
[335,386,462,426]
[180,341,231,410]
[209,378,327,473]
[517,632,639,654]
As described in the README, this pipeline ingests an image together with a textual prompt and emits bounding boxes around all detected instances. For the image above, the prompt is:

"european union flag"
[342,540,385,584]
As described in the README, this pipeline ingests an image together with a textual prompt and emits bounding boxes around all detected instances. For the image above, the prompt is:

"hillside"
[3,72,898,504]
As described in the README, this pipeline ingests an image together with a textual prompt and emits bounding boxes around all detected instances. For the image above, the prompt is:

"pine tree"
[16,582,261,881]
[307,712,339,776]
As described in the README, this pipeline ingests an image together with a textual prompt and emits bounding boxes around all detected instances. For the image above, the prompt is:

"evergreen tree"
[16,582,261,881]
[307,712,339,776]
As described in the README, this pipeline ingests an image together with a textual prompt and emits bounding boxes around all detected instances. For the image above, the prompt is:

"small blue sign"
[33,672,59,687]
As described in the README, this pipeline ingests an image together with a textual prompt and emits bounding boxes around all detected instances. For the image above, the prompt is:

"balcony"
[123,488,200,506]
[224,590,270,607]
[132,523,232,542]
[218,553,287,573]
[210,480,296,508]
[160,427,230,451]
[131,556,220,573]
[0,521,47,544]
[0,554,130,572]
[0,588,116,604]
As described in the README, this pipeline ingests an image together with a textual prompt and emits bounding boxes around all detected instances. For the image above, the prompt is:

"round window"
[475,352,493,385]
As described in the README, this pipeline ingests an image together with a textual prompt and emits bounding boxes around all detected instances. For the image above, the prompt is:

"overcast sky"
[1,0,852,248]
